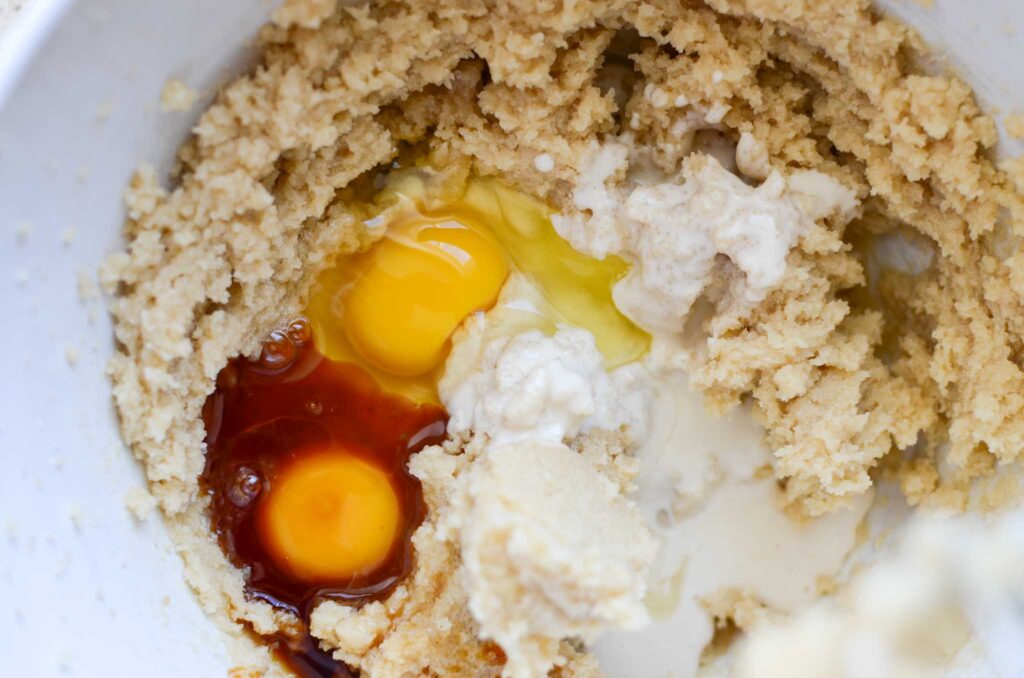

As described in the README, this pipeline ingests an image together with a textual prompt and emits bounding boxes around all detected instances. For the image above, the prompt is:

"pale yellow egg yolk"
[257,449,400,583]
[342,217,509,377]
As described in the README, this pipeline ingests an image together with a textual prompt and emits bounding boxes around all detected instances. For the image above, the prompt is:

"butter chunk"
[444,440,656,678]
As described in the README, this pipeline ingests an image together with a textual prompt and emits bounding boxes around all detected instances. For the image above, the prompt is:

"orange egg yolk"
[339,216,508,378]
[257,447,401,583]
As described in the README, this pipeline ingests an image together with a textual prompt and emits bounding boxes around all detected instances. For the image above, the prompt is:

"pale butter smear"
[440,311,647,445]
[552,139,858,337]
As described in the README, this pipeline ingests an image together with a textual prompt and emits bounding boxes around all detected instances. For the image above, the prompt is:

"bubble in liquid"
[287,317,313,346]
[259,330,297,369]
[227,466,262,508]
[305,400,323,416]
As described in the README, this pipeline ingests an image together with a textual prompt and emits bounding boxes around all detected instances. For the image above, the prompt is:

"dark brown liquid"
[202,319,448,676]
[272,633,356,678]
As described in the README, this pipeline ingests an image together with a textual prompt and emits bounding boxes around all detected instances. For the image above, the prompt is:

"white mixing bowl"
[1,1,1022,676]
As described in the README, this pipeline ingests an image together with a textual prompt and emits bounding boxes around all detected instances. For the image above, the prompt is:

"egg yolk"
[343,217,509,377]
[306,169,650,405]
[257,448,400,583]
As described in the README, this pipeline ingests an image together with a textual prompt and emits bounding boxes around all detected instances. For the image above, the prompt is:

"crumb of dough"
[124,486,157,521]
[1005,113,1024,140]
[978,471,1023,512]
[67,503,85,531]
[898,458,939,506]
[60,225,77,246]
[104,0,1024,672]
[570,428,641,495]
[1003,156,1024,193]
[95,99,113,123]
[160,78,197,113]
[271,0,336,29]
[224,634,276,678]
[75,268,99,303]
[14,220,32,242]
[64,345,80,367]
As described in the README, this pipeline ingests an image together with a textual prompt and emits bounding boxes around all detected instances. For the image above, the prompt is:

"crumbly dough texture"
[435,439,655,677]
[1006,113,1024,140]
[103,0,1024,673]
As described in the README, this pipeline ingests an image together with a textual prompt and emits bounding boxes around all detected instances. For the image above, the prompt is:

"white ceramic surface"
[0,1,1021,676]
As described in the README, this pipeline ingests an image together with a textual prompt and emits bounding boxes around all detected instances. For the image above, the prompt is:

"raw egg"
[343,216,509,376]
[257,447,400,583]
[306,167,650,403]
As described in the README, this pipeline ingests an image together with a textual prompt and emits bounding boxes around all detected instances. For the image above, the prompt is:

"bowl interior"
[1,0,1022,675]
